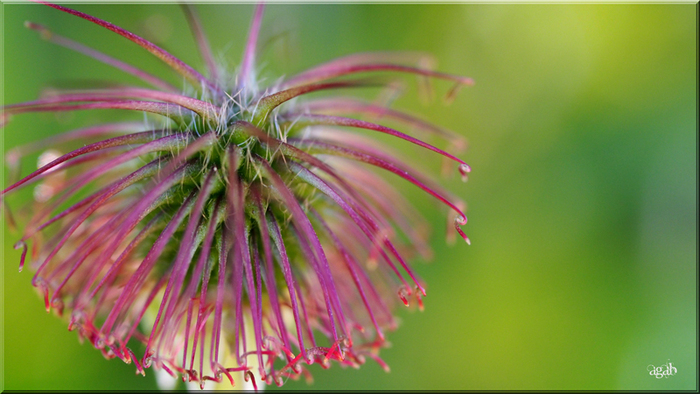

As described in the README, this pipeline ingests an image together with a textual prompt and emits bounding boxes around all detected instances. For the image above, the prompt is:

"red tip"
[14,241,28,272]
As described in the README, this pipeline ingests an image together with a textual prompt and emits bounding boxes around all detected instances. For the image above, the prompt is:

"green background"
[2,3,696,391]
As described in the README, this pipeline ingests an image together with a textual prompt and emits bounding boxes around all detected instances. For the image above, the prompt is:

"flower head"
[3,3,471,389]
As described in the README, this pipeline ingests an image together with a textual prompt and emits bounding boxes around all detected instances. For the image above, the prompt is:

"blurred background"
[2,3,696,391]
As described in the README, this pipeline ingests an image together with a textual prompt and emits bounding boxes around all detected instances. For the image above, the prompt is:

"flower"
[2,2,472,390]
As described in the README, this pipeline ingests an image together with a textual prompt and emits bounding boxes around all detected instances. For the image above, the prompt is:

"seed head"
[3,2,472,389]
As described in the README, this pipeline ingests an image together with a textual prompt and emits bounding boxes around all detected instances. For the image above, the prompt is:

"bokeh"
[2,3,696,391]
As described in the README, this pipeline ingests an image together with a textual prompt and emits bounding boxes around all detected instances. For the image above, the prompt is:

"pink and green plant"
[2,2,472,389]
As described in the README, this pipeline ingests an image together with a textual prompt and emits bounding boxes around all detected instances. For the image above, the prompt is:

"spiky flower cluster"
[2,3,471,389]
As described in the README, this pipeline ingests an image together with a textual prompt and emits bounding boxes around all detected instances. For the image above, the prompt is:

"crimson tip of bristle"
[454,217,470,245]
[244,370,258,391]
[459,163,471,182]
[14,241,28,272]
[398,286,411,306]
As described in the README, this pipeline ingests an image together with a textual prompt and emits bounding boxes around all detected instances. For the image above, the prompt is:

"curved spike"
[17,133,189,239]
[19,134,190,246]
[266,212,312,359]
[294,128,463,204]
[283,61,473,95]
[24,21,178,92]
[44,160,163,305]
[37,1,221,95]
[101,189,197,337]
[301,98,466,150]
[283,51,436,86]
[286,114,470,171]
[239,3,265,91]
[289,139,469,242]
[32,162,198,297]
[249,186,292,354]
[4,100,194,126]
[80,211,163,306]
[181,4,219,82]
[254,154,349,341]
[288,160,422,294]
[309,208,390,343]
[181,201,224,372]
[5,122,143,163]
[252,80,381,126]
[2,130,170,195]
[8,88,219,121]
[148,170,218,363]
